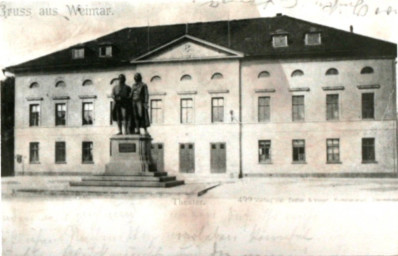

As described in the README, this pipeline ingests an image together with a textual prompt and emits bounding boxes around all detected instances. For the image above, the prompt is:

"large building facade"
[5,15,397,177]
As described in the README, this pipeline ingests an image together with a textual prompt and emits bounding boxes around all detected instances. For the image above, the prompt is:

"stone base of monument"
[70,134,184,188]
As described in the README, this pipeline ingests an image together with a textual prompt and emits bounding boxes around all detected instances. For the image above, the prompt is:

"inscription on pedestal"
[119,143,136,153]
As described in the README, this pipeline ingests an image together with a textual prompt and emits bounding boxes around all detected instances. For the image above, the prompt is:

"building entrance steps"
[70,172,184,188]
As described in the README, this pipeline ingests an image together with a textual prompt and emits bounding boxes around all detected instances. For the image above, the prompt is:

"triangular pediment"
[131,35,243,63]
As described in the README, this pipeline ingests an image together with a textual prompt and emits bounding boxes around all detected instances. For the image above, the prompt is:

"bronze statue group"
[111,73,150,135]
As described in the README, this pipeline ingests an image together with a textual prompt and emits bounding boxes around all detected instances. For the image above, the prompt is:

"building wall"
[13,57,397,176]
[241,58,397,174]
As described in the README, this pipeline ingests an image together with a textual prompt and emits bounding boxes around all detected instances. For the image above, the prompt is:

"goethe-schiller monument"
[70,73,184,188]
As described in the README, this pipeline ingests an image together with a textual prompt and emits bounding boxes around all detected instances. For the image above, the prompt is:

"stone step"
[101,172,168,177]
[82,176,176,182]
[70,180,185,188]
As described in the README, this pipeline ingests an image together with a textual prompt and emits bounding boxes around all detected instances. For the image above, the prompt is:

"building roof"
[5,14,397,73]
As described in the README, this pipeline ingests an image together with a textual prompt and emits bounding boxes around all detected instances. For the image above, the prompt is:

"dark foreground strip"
[197,183,221,197]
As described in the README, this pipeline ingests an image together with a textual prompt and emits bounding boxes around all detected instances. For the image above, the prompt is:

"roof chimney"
[350,25,354,33]
[276,13,282,17]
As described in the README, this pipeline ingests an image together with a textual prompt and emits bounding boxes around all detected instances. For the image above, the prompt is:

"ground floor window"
[55,141,66,163]
[82,141,93,163]
[326,139,340,163]
[292,140,305,162]
[258,140,271,163]
[362,138,375,162]
[29,142,39,163]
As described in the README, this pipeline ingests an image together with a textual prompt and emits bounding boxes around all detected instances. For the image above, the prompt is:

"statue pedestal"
[70,134,184,188]
[105,134,154,175]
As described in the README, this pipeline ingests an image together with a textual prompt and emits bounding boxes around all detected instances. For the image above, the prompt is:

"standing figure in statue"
[130,73,150,135]
[111,74,132,135]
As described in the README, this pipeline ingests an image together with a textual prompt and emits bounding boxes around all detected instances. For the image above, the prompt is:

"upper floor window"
[362,93,374,119]
[326,68,339,76]
[82,80,93,86]
[258,71,270,78]
[211,97,224,123]
[29,104,40,127]
[82,102,94,125]
[292,95,305,121]
[258,96,270,122]
[361,66,374,74]
[180,74,192,81]
[55,103,67,126]
[55,81,66,88]
[150,76,161,83]
[72,48,84,59]
[305,33,321,45]
[29,82,39,89]
[326,94,339,120]
[211,73,223,80]
[150,99,163,124]
[180,98,193,124]
[272,35,288,48]
[99,46,112,57]
[291,70,304,77]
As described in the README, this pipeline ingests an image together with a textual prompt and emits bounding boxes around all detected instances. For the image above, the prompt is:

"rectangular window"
[326,94,339,120]
[293,140,305,162]
[272,35,288,47]
[212,97,224,123]
[180,98,193,124]
[258,97,270,122]
[326,139,340,163]
[82,141,93,163]
[362,93,374,119]
[99,46,112,57]
[259,140,271,163]
[29,104,40,127]
[55,103,67,126]
[150,99,163,124]
[305,33,322,45]
[82,102,94,125]
[362,138,375,162]
[292,96,305,121]
[29,142,39,163]
[72,48,84,59]
[55,142,66,163]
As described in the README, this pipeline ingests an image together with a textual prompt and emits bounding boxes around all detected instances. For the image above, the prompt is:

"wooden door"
[151,143,164,172]
[211,143,226,173]
[179,143,195,173]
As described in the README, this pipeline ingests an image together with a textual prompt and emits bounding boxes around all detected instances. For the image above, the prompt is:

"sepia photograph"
[1,0,398,255]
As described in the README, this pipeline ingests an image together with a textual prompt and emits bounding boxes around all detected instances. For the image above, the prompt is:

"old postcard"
[1,0,398,255]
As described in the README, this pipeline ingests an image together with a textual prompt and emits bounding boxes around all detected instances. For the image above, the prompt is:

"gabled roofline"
[130,34,244,63]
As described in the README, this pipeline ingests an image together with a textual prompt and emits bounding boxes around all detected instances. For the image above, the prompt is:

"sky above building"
[0,0,397,80]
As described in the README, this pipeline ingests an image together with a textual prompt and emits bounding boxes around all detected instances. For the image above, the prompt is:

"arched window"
[291,70,304,77]
[326,68,339,75]
[150,75,161,83]
[180,74,192,81]
[361,66,374,74]
[55,81,66,88]
[211,72,223,80]
[110,78,118,85]
[82,80,93,86]
[258,71,270,78]
[29,82,39,88]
